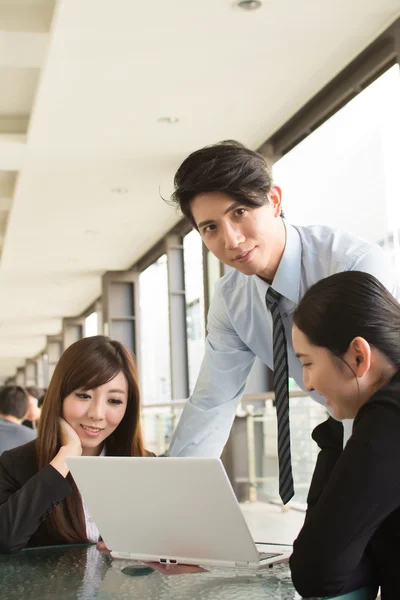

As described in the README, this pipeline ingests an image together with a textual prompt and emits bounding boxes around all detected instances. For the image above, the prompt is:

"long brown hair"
[37,335,145,543]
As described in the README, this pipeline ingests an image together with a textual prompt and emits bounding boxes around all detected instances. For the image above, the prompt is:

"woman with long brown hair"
[0,335,150,553]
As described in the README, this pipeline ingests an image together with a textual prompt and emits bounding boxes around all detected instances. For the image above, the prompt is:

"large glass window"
[274,64,400,282]
[183,231,206,393]
[139,255,171,405]
[84,312,99,337]
[206,249,223,306]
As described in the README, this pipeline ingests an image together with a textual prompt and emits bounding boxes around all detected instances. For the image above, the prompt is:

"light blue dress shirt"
[169,222,398,457]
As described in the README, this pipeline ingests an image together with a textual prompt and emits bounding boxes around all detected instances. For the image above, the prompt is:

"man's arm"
[168,287,256,457]
[351,244,399,300]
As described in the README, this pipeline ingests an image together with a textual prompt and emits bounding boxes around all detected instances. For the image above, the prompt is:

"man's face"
[26,395,41,422]
[191,188,284,280]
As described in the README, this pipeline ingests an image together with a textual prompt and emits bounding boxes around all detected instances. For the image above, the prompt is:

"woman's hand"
[50,418,82,478]
[59,417,82,455]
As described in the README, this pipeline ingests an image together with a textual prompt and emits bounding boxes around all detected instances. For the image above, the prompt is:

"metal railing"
[141,391,327,507]
[241,393,327,506]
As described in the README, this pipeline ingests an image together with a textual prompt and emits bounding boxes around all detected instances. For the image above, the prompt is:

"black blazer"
[0,441,72,552]
[0,440,155,553]
[290,370,400,598]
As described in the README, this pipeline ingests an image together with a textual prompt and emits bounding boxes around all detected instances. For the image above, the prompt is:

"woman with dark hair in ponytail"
[0,335,152,553]
[290,271,400,599]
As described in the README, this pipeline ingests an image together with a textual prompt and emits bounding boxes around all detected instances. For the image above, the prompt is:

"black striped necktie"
[266,287,294,505]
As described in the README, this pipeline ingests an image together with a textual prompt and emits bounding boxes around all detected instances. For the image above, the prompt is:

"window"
[139,255,171,404]
[274,65,400,283]
[84,312,99,337]
[206,249,223,306]
[183,231,206,393]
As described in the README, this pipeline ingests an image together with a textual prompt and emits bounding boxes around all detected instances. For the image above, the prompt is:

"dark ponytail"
[293,271,400,366]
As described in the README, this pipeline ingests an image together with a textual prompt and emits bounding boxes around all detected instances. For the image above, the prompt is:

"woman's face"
[292,326,363,420]
[62,371,128,455]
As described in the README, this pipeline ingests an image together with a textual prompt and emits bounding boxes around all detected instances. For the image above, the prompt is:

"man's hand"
[96,541,111,554]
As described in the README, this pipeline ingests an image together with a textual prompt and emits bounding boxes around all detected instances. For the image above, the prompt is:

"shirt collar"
[254,222,302,304]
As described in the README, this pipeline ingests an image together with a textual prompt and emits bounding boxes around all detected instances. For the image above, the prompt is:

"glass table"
[0,545,375,600]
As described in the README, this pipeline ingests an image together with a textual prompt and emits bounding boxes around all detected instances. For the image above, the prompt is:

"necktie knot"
[266,287,280,307]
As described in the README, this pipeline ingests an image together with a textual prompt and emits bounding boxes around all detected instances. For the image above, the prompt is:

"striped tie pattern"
[266,287,294,505]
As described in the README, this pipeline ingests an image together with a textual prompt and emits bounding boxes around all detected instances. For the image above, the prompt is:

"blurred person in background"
[38,389,47,409]
[0,386,36,455]
[22,386,42,431]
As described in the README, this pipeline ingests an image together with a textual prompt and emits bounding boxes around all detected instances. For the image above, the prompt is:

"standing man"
[167,140,397,504]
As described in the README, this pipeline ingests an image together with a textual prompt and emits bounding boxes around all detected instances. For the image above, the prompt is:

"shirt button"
[282,312,288,318]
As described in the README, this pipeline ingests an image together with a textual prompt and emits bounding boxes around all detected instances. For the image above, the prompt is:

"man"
[0,386,36,455]
[22,386,42,430]
[167,140,397,503]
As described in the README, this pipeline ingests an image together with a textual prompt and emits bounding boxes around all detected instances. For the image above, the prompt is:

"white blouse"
[82,446,105,542]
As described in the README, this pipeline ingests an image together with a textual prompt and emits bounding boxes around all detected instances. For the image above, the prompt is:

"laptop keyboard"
[258,552,282,561]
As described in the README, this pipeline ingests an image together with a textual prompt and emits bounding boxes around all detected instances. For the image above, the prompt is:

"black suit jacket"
[290,370,400,598]
[0,441,156,553]
[0,440,72,553]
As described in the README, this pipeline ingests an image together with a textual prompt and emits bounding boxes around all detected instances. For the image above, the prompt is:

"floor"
[240,501,305,545]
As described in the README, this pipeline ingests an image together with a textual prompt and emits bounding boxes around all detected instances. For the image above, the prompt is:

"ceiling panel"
[0,0,399,379]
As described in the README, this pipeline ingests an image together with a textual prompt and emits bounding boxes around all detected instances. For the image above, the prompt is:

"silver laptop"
[66,456,291,569]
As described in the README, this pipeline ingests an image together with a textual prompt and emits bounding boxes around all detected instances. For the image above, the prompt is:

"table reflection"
[0,544,301,600]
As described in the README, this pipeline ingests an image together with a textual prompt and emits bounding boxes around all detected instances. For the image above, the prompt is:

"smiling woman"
[289,272,400,597]
[0,336,152,554]
[62,373,127,445]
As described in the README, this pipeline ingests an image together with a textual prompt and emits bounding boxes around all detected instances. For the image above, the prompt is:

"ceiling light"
[111,187,128,194]
[157,116,180,124]
[237,0,262,10]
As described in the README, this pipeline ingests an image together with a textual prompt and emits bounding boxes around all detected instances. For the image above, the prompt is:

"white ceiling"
[0,0,400,379]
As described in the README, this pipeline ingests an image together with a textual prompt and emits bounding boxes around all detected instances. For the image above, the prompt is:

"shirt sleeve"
[0,451,72,553]
[351,244,399,300]
[168,286,256,457]
[289,401,400,597]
